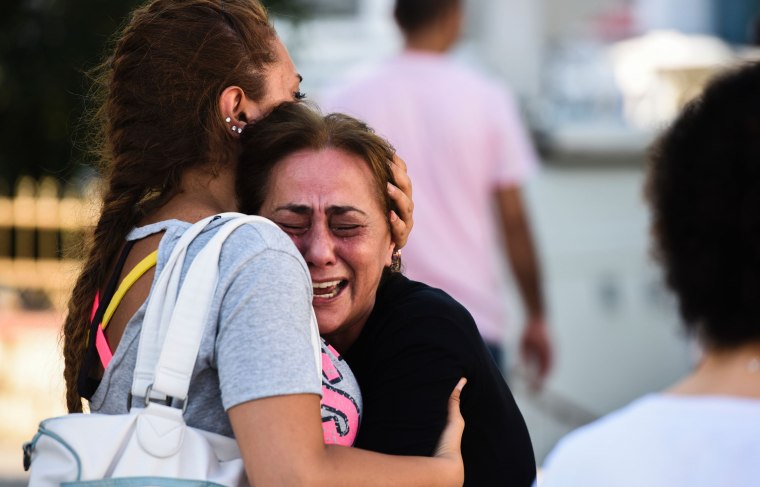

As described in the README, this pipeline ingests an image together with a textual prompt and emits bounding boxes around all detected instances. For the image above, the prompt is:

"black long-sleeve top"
[344,273,537,486]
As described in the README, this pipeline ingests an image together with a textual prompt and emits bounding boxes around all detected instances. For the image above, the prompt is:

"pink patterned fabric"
[320,341,361,445]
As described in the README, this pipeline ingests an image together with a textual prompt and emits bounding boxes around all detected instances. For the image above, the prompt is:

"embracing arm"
[229,380,465,487]
[220,230,463,485]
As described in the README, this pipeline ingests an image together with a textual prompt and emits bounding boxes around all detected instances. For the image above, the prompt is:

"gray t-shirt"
[90,217,322,438]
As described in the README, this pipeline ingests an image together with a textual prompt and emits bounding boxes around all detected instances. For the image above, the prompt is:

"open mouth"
[313,280,348,300]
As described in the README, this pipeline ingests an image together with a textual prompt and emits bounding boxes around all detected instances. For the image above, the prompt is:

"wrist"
[526,314,546,327]
[434,456,464,487]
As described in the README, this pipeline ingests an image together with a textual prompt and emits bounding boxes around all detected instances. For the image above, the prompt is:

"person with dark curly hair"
[538,62,760,486]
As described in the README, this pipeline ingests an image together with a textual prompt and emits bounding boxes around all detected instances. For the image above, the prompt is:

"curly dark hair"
[647,61,760,348]
[394,0,461,35]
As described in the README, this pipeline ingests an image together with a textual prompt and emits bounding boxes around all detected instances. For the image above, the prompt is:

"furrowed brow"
[328,205,367,216]
[275,204,311,215]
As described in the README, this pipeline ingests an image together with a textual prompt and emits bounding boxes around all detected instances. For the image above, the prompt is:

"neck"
[668,341,760,399]
[404,33,452,54]
[323,318,367,355]
[142,164,238,225]
[321,300,377,355]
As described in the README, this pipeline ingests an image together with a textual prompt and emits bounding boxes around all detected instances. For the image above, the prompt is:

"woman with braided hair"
[62,1,464,485]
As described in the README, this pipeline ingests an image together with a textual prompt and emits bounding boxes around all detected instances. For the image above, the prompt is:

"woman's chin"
[315,312,347,339]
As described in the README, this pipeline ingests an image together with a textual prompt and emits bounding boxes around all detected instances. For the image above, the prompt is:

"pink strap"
[96,328,113,369]
[89,292,114,369]
[90,292,100,321]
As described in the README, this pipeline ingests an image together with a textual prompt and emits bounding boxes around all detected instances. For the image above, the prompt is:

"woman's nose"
[302,224,336,267]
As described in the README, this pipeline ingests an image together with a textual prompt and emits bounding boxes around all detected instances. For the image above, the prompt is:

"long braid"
[62,186,144,411]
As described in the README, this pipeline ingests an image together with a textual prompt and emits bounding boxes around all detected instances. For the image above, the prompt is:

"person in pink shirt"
[322,0,552,383]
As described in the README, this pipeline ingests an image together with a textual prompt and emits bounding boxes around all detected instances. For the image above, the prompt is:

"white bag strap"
[131,212,241,401]
[151,214,276,400]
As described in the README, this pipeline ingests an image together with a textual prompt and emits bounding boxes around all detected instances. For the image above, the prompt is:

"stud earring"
[224,116,243,134]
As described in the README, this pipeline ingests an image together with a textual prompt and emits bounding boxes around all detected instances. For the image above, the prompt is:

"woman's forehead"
[266,148,384,208]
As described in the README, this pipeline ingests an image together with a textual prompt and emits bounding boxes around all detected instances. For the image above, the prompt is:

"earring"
[224,117,243,134]
[390,249,402,272]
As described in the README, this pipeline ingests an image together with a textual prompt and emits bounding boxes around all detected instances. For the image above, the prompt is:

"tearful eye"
[332,225,361,235]
[277,222,308,235]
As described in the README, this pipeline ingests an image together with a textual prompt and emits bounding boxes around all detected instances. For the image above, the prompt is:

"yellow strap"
[101,250,158,330]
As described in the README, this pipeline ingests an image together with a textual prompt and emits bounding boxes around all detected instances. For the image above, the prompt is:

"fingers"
[387,154,415,249]
[532,331,553,379]
[449,377,467,414]
[520,339,552,391]
[390,154,412,198]
[435,378,467,459]
[388,184,414,249]
[432,378,467,486]
[537,342,553,378]
[521,356,543,392]
[520,318,553,383]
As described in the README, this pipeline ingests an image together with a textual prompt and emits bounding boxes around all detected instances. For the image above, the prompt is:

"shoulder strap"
[94,250,158,369]
[77,240,136,399]
[151,215,276,400]
[130,213,228,402]
[101,250,158,330]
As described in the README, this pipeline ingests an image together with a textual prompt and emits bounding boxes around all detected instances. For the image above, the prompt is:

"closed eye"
[294,91,306,100]
[332,224,362,235]
[277,222,309,235]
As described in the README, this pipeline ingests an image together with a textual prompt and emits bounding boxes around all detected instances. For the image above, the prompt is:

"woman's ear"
[219,86,262,134]
[219,86,246,135]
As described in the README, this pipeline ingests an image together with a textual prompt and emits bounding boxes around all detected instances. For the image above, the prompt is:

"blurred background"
[2,0,760,483]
